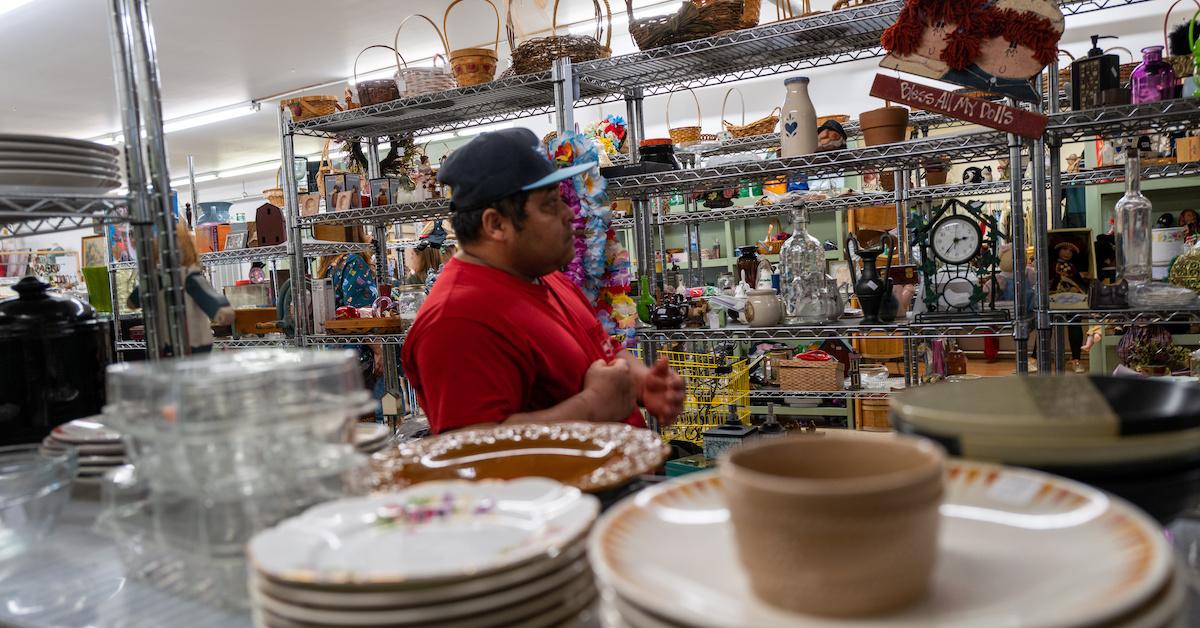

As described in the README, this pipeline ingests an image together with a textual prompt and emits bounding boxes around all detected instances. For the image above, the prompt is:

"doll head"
[1055,241,1079,262]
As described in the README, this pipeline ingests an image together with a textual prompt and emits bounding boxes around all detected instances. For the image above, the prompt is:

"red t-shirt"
[401,258,645,434]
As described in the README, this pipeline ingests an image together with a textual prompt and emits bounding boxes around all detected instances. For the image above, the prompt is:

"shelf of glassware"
[303,333,406,345]
[1048,308,1200,326]
[0,192,131,239]
[637,319,1018,343]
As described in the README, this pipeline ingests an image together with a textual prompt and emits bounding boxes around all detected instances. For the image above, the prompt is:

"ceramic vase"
[846,233,896,325]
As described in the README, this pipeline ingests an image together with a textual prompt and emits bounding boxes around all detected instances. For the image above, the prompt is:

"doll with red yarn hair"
[881,0,1064,102]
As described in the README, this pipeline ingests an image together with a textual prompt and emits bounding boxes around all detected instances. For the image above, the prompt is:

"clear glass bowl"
[0,445,77,561]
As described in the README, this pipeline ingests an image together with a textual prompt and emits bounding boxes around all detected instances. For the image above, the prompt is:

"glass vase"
[779,205,827,323]
[1131,46,1177,104]
[1115,151,1153,287]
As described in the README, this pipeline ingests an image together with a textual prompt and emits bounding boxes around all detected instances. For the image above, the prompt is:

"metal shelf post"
[280,108,309,343]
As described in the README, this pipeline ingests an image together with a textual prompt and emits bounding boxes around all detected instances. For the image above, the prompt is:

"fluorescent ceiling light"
[217,161,281,178]
[170,174,218,187]
[162,105,258,134]
[414,121,514,144]
[0,0,35,18]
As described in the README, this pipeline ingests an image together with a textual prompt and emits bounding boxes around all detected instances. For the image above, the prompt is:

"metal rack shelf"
[0,192,130,239]
[107,240,374,270]
[751,388,899,400]
[298,200,451,227]
[637,319,1017,342]
[304,333,407,345]
[1048,98,1200,142]
[1048,308,1200,326]
[116,338,296,351]
[115,340,145,351]
[699,111,962,159]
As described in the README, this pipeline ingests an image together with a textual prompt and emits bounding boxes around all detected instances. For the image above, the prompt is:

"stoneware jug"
[846,233,896,325]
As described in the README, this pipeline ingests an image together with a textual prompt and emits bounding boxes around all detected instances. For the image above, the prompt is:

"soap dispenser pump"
[1071,35,1121,110]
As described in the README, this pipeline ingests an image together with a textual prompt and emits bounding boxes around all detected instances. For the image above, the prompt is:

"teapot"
[846,233,897,325]
[651,294,690,329]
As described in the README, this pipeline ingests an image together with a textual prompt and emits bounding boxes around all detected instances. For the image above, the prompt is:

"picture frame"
[1047,228,1095,310]
[81,234,107,268]
[369,177,399,207]
[323,174,345,212]
[224,232,247,250]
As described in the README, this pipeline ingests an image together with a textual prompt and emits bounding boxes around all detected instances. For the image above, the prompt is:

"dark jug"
[962,167,984,184]
[846,233,896,325]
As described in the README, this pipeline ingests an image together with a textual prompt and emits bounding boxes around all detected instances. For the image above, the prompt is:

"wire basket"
[626,0,743,51]
[444,0,501,87]
[720,87,779,138]
[393,15,458,97]
[648,350,750,446]
[509,0,613,75]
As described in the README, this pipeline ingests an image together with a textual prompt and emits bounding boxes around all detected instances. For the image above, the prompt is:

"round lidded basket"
[444,0,501,87]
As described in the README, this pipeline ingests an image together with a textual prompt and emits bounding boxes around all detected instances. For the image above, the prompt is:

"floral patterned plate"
[590,460,1173,628]
[248,477,598,587]
[365,422,669,493]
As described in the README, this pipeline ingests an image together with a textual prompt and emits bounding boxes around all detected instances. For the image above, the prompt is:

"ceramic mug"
[720,432,945,617]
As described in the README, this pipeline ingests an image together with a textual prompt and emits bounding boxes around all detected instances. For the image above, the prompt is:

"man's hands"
[638,356,686,426]
[580,359,637,422]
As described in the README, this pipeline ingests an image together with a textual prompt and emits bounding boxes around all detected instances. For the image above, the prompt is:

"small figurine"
[982,166,994,182]
[1066,153,1082,173]
[997,158,1010,180]
[816,119,848,152]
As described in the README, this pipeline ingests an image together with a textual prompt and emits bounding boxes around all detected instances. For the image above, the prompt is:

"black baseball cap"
[437,128,595,212]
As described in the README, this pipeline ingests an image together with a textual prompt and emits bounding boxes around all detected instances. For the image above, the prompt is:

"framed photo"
[81,235,107,268]
[370,177,399,207]
[323,174,345,212]
[344,174,363,209]
[1048,228,1095,310]
[225,232,247,250]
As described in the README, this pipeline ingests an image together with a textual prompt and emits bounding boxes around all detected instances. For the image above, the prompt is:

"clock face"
[941,276,976,309]
[931,215,982,265]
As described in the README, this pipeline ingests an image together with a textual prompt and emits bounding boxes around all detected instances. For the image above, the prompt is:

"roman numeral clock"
[911,199,1010,322]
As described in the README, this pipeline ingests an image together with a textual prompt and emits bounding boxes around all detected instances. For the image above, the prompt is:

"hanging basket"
[444,0,501,87]
[281,96,341,121]
[666,89,703,146]
[697,0,759,28]
[509,0,613,76]
[393,15,458,97]
[626,0,744,51]
[353,45,402,106]
[720,87,779,137]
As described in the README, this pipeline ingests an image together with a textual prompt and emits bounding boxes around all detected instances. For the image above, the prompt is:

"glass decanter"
[779,205,826,323]
[1115,149,1153,287]
[1131,46,1177,104]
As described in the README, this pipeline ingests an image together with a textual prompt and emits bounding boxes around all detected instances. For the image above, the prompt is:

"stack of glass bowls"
[95,349,370,607]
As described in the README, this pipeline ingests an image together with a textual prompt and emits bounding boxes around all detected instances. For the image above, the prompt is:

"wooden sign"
[870,74,1048,139]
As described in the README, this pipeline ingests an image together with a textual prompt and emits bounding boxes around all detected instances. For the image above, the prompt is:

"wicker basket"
[353,45,402,106]
[666,89,703,146]
[696,0,759,29]
[721,88,779,137]
[445,0,501,87]
[831,0,880,10]
[509,0,613,76]
[316,141,350,201]
[263,169,285,208]
[281,96,341,121]
[626,0,744,51]
[1165,0,1200,78]
[776,0,812,19]
[778,359,845,391]
[393,15,458,97]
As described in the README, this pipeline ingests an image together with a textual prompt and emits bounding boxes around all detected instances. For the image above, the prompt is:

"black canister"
[638,139,682,170]
[0,276,113,445]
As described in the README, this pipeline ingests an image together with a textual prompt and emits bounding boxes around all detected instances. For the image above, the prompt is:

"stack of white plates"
[39,418,127,486]
[353,422,391,455]
[591,461,1188,628]
[248,477,600,628]
[0,134,121,192]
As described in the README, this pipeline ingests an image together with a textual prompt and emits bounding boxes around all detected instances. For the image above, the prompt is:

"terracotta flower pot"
[858,106,910,147]
[924,163,948,186]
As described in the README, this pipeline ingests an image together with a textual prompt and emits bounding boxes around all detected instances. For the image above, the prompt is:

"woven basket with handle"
[263,168,285,208]
[776,0,813,19]
[626,0,744,51]
[510,0,613,76]
[445,0,501,87]
[353,45,402,106]
[720,87,779,138]
[666,89,703,146]
[393,15,458,97]
[696,0,759,28]
[316,141,350,201]
[281,96,341,121]
[1165,0,1200,78]
[778,358,844,391]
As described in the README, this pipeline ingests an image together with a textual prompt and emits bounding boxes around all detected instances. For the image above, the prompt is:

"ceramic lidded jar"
[780,77,818,158]
[744,289,782,327]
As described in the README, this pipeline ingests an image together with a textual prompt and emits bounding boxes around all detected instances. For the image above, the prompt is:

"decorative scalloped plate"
[366,422,669,493]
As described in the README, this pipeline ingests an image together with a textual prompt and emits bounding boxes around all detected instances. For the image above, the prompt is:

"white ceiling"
[0,0,1184,204]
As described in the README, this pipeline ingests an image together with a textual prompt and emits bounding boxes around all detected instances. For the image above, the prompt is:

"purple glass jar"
[1131,46,1177,104]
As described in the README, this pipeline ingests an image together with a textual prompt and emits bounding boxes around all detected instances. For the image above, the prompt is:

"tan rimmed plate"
[366,422,669,493]
[590,460,1173,628]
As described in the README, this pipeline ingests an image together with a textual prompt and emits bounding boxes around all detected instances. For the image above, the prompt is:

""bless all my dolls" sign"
[870,74,1048,139]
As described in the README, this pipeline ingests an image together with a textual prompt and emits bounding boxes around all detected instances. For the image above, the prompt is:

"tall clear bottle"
[779,205,826,323]
[1115,148,1152,287]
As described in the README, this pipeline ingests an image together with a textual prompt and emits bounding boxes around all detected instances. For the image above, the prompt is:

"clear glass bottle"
[1115,149,1153,287]
[779,205,826,323]
[1131,46,1177,104]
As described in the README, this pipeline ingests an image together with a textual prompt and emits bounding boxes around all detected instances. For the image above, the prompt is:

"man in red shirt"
[402,128,685,434]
